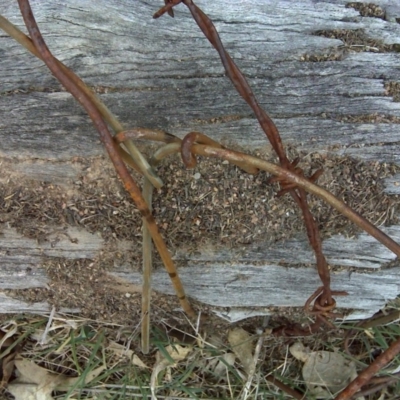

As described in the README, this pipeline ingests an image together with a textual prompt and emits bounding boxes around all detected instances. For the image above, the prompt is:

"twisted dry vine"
[153,0,400,327]
[1,1,400,397]
[14,0,196,322]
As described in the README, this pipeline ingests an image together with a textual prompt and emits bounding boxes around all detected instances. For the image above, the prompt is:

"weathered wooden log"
[1,0,400,321]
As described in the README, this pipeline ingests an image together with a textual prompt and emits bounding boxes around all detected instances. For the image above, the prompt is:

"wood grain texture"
[112,264,400,320]
[1,0,400,318]
[0,292,77,314]
[0,225,104,263]
[1,0,400,160]
[384,173,400,194]
[174,227,400,269]
[1,222,398,320]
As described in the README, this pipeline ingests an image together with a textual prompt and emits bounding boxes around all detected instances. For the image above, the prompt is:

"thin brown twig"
[335,336,400,400]
[7,10,400,398]
[154,0,335,317]
[189,144,400,257]
[117,128,400,260]
[117,128,400,336]
[8,1,400,366]
[350,377,400,399]
[16,0,195,319]
[265,374,306,400]
[370,371,400,385]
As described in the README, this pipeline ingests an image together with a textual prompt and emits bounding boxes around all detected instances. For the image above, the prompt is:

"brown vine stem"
[334,336,400,400]
[116,128,400,258]
[265,375,305,400]
[16,0,195,319]
[155,0,334,307]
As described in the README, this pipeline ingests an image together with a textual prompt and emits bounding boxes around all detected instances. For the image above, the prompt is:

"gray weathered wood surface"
[1,0,400,319]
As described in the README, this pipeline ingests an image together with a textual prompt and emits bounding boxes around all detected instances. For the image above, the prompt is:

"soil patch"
[346,2,385,19]
[0,147,399,326]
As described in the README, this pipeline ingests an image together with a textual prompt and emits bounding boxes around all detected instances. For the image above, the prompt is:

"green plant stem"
[141,143,182,354]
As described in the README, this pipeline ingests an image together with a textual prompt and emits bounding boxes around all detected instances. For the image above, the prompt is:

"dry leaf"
[7,357,105,400]
[13,358,60,386]
[163,344,192,363]
[107,340,148,368]
[0,346,20,389]
[0,321,18,349]
[8,359,58,400]
[213,353,236,377]
[30,319,78,348]
[0,322,21,389]
[150,344,192,400]
[0,332,15,349]
[290,342,359,399]
[228,328,254,375]
[8,383,48,400]
[55,365,105,391]
[194,352,235,379]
